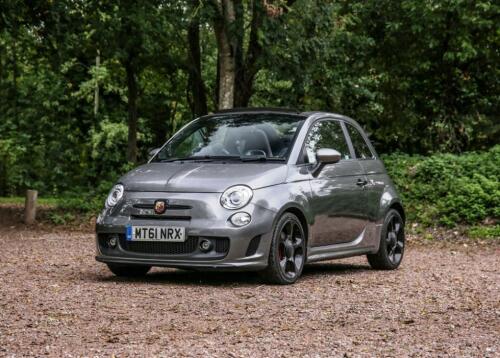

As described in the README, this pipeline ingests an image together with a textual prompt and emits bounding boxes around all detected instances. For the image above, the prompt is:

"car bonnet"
[119,162,288,193]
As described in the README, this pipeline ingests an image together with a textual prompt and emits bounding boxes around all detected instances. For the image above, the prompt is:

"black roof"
[213,107,301,115]
[208,107,353,122]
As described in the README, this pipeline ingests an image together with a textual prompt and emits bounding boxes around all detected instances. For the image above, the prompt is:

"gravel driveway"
[0,218,498,357]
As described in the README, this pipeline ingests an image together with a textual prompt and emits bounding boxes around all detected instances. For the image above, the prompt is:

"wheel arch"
[389,201,406,224]
[377,184,406,224]
[274,203,310,244]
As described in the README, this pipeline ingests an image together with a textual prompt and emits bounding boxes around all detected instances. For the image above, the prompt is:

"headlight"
[105,184,124,208]
[220,185,253,210]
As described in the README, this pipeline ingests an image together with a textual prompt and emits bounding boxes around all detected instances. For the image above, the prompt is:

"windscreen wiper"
[161,155,285,163]
[161,155,241,162]
[239,156,286,162]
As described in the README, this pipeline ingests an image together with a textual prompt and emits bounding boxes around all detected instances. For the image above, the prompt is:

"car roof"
[208,107,361,127]
[210,107,303,116]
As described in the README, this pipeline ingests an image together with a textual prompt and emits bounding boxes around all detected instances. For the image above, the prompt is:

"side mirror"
[316,148,341,165]
[149,147,161,158]
[312,148,341,177]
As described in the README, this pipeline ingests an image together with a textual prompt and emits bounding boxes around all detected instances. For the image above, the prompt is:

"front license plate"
[126,225,186,242]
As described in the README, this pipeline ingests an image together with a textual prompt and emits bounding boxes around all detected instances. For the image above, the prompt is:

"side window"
[304,120,351,164]
[346,123,374,160]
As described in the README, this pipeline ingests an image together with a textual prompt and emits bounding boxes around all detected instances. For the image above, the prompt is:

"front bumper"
[95,191,276,271]
[95,254,269,271]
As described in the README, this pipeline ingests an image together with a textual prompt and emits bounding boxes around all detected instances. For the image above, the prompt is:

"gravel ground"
[0,213,499,357]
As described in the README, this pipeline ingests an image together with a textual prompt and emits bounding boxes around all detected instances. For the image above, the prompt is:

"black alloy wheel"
[263,213,306,284]
[367,209,405,270]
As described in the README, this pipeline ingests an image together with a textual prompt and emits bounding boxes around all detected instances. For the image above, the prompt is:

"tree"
[187,0,208,117]
[207,0,295,109]
[0,0,498,197]
[94,0,186,163]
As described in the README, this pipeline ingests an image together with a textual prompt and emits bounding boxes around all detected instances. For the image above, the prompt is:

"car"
[95,108,405,284]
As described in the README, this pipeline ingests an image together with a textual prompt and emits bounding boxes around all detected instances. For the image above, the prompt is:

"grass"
[0,196,61,206]
[0,196,103,225]
[467,225,500,239]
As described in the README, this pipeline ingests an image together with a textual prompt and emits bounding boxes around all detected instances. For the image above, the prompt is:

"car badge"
[154,200,167,214]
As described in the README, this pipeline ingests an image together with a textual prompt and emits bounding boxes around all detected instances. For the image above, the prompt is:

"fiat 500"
[96,108,405,284]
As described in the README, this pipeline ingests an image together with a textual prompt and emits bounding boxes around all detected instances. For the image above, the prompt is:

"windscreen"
[152,113,305,162]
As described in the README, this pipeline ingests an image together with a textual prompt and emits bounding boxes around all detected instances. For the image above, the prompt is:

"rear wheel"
[367,209,405,270]
[107,263,151,277]
[262,213,306,284]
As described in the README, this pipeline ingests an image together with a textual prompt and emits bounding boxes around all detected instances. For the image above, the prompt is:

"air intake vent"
[245,236,261,256]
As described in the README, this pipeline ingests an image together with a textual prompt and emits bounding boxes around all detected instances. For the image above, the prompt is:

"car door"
[305,119,370,247]
[344,122,385,222]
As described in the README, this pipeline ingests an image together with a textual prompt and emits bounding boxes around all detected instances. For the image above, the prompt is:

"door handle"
[356,178,368,187]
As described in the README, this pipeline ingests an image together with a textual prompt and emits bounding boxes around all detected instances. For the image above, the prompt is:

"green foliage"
[89,119,136,183]
[45,195,104,225]
[0,196,62,206]
[252,0,500,153]
[0,0,189,196]
[55,195,105,213]
[0,139,25,196]
[0,0,498,220]
[384,146,500,226]
[48,212,76,226]
[467,225,500,239]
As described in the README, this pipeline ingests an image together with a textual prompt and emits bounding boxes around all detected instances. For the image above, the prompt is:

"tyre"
[367,209,405,270]
[107,263,151,277]
[262,213,306,284]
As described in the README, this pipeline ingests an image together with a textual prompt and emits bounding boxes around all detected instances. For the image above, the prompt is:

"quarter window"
[304,120,351,164]
[346,123,374,159]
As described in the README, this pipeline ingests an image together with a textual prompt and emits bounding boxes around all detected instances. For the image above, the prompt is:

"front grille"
[118,236,230,256]
[120,236,198,255]
[130,214,191,221]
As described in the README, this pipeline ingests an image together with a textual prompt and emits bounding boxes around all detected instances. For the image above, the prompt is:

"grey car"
[96,108,405,284]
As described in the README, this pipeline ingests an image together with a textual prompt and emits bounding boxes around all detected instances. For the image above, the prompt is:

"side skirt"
[306,247,374,263]
[306,226,379,263]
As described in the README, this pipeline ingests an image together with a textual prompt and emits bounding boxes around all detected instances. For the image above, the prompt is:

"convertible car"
[96,108,405,284]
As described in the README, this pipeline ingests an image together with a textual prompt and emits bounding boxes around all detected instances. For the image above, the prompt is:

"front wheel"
[107,263,151,277]
[367,209,405,270]
[262,213,306,284]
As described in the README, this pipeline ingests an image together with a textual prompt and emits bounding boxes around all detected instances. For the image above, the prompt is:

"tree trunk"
[215,30,235,109]
[210,0,295,109]
[212,0,238,110]
[11,26,18,115]
[234,0,263,107]
[125,59,138,163]
[215,54,220,107]
[187,0,208,117]
[94,49,100,118]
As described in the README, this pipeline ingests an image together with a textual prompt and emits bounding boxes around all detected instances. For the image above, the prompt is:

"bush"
[467,225,500,239]
[384,146,500,227]
[90,119,136,182]
[0,139,26,196]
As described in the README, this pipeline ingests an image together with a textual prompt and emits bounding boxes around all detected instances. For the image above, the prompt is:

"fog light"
[230,212,251,227]
[108,236,118,248]
[199,239,213,252]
